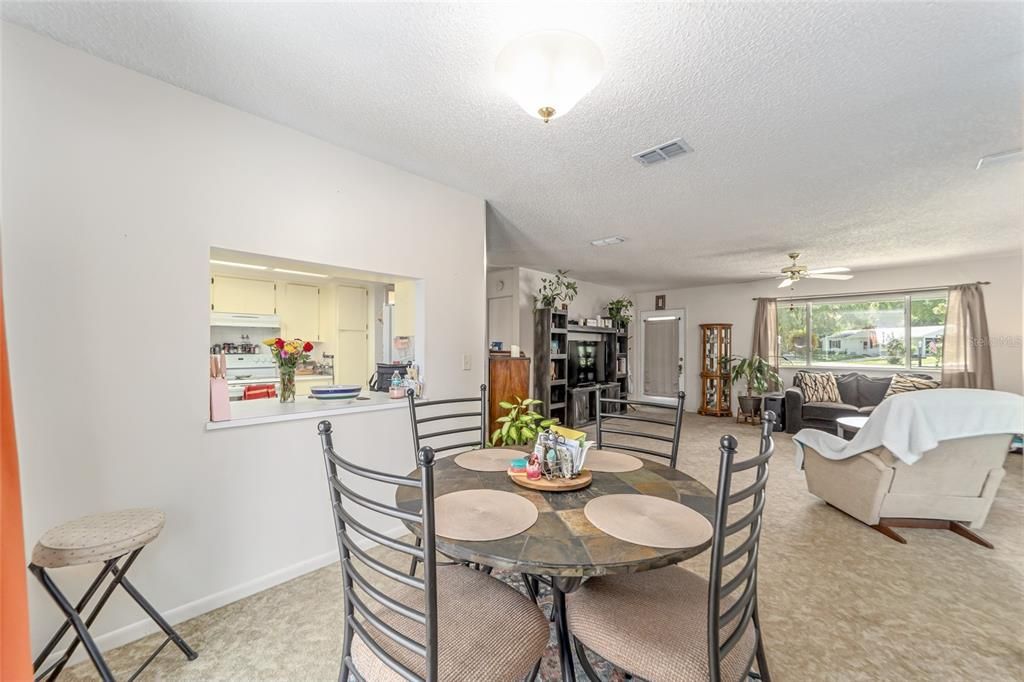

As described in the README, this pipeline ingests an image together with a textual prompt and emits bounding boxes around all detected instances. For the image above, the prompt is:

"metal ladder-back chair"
[596,391,685,469]
[318,421,548,682]
[706,413,776,681]
[407,384,488,455]
[406,384,487,575]
[568,412,777,682]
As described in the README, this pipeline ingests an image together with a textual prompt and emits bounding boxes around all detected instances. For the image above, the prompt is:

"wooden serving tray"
[508,469,592,492]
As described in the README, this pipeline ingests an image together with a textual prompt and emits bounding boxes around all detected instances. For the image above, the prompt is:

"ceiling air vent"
[632,137,693,166]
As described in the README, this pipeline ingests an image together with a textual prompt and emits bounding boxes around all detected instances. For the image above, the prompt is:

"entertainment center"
[533,307,629,428]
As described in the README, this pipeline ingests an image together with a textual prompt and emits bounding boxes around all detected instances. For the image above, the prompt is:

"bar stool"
[28,508,197,681]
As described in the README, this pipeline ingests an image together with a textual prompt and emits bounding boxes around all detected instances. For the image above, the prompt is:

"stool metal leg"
[114,569,198,660]
[29,564,116,682]
[30,558,118,674]
[42,550,143,680]
[30,546,197,682]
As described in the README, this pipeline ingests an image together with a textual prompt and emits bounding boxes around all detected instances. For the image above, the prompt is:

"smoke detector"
[632,137,693,166]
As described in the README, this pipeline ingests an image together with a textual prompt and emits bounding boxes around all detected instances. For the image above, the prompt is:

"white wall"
[486,267,518,349]
[2,24,485,655]
[633,253,1024,410]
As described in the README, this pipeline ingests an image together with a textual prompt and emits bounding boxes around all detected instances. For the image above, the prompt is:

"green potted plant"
[490,396,559,446]
[726,355,782,418]
[606,297,633,329]
[536,270,579,310]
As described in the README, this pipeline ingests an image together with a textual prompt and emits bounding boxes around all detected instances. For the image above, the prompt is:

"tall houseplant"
[490,396,558,446]
[537,270,579,310]
[606,297,633,329]
[727,355,781,417]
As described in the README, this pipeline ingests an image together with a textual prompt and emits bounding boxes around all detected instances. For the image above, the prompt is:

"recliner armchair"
[802,433,1011,546]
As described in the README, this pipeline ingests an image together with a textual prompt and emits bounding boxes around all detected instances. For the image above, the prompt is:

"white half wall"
[633,253,1024,410]
[2,24,485,654]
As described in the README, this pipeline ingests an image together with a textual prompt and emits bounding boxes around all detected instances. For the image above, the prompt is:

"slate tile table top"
[395,455,715,577]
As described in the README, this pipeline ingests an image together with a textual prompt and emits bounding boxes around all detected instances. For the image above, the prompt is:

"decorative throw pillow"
[797,371,841,403]
[884,373,941,399]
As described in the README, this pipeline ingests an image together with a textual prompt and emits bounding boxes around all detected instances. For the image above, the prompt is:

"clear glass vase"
[279,366,296,403]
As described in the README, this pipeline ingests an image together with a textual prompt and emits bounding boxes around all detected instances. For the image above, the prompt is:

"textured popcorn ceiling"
[3,3,1022,289]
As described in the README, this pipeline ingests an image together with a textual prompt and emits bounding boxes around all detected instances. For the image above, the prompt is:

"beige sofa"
[803,433,1011,546]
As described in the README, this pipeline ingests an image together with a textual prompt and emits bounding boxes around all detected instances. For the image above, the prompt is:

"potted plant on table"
[606,297,633,329]
[490,396,559,447]
[263,337,314,403]
[726,355,782,420]
[536,270,579,310]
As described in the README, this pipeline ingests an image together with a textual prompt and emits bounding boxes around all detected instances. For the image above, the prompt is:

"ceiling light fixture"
[209,259,268,270]
[590,236,626,247]
[495,30,604,123]
[976,149,1023,170]
[271,268,329,278]
[647,316,679,321]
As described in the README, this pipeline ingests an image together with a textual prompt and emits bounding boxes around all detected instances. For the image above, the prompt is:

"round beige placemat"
[453,448,525,472]
[585,448,644,473]
[584,494,712,549]
[434,490,539,541]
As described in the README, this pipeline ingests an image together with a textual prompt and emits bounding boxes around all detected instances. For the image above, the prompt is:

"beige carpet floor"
[59,415,1023,681]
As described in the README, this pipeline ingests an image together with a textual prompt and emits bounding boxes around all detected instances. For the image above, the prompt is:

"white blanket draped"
[793,388,1024,468]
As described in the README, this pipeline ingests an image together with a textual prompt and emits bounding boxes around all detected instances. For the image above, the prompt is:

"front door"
[639,309,686,403]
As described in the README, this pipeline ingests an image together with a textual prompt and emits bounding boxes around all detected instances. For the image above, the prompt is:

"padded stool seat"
[32,508,165,569]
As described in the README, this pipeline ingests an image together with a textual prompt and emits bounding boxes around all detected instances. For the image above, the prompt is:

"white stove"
[224,355,279,399]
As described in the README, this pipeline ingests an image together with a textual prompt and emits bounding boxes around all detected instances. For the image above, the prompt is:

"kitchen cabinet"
[211,276,276,314]
[278,283,319,342]
[393,280,416,337]
[337,285,369,387]
[296,377,333,397]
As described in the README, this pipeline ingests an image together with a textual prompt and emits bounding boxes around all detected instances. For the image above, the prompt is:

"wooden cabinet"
[211,276,276,314]
[278,283,319,342]
[336,285,369,387]
[697,323,733,417]
[296,377,333,397]
[488,355,531,436]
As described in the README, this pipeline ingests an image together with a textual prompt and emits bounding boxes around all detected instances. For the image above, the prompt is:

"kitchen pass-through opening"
[208,247,423,424]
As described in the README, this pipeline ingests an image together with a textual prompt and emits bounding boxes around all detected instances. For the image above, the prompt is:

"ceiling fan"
[762,252,853,289]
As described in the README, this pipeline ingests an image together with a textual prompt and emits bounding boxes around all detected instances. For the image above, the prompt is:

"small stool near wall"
[28,508,197,681]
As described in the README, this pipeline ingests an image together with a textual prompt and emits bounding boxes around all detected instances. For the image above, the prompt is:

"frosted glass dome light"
[495,30,605,123]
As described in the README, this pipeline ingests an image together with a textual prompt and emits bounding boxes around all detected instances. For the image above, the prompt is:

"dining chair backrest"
[596,391,686,469]
[318,420,439,682]
[706,412,777,682]
[407,384,488,457]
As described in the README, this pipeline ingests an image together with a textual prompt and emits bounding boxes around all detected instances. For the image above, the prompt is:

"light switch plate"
[462,354,472,371]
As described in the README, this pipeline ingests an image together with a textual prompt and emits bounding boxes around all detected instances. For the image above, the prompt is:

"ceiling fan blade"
[806,266,851,274]
[777,278,795,288]
[806,273,853,280]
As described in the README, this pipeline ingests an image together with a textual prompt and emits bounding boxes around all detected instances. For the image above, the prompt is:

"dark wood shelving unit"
[534,307,569,425]
[535,310,629,428]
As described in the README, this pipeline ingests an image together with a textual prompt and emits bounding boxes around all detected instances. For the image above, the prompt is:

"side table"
[763,392,785,432]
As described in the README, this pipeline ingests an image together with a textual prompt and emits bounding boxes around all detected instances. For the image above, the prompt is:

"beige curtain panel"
[751,297,780,390]
[941,284,994,389]
[643,318,679,398]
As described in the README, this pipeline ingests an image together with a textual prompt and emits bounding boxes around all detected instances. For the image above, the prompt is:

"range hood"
[210,312,282,328]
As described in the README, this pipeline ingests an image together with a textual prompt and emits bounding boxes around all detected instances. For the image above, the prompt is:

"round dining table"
[395,451,716,682]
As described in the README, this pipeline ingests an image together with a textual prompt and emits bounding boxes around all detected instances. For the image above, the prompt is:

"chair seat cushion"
[350,564,549,681]
[803,401,860,421]
[32,508,165,568]
[567,566,756,682]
